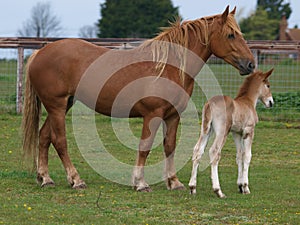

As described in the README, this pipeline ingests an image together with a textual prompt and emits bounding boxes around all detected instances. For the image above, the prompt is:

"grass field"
[0,114,299,224]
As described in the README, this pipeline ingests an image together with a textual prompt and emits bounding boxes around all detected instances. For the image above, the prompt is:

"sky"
[0,0,299,37]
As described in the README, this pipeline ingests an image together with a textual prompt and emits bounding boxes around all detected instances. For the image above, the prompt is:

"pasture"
[0,114,299,224]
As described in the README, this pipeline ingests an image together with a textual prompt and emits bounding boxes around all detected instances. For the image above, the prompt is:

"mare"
[22,6,255,191]
[189,69,274,197]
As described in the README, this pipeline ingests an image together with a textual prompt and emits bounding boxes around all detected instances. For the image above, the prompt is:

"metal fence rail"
[0,38,299,121]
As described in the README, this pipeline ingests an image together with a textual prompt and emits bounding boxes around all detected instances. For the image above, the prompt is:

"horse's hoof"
[134,186,152,192]
[72,182,87,190]
[41,181,55,188]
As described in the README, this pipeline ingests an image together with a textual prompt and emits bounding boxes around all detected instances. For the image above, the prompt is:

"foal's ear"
[230,6,237,15]
[221,6,230,24]
[264,68,274,79]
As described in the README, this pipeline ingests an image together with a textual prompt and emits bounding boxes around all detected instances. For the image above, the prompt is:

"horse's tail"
[201,102,212,135]
[22,50,41,168]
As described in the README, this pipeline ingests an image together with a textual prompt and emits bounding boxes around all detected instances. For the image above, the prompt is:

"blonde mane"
[141,13,241,84]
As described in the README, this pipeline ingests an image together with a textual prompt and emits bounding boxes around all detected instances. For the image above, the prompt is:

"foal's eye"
[228,33,235,39]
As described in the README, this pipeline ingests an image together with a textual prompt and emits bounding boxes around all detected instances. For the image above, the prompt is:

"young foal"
[189,69,274,198]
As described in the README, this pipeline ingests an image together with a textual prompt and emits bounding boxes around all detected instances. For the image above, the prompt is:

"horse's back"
[28,39,109,99]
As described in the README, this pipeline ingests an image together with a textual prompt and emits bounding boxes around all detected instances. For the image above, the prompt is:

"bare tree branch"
[78,25,98,38]
[17,2,62,37]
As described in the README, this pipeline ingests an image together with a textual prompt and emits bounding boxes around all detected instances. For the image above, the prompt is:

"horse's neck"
[184,30,212,78]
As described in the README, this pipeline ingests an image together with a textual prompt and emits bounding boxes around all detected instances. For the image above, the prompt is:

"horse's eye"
[228,34,235,39]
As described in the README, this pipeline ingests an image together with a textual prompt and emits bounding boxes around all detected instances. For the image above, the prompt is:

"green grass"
[0,114,299,224]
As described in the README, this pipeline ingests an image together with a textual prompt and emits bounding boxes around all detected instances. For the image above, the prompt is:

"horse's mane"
[141,13,241,84]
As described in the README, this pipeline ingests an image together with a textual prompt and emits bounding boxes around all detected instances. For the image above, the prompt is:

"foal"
[189,69,274,197]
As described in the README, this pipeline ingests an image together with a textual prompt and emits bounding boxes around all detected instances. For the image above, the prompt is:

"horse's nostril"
[269,101,273,107]
[248,62,255,71]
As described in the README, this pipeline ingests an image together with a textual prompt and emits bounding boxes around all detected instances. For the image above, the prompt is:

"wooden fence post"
[16,47,24,114]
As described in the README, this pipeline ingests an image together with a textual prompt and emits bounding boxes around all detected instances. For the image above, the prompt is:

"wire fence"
[0,38,299,122]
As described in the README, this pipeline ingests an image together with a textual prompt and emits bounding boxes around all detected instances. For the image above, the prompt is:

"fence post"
[16,47,24,114]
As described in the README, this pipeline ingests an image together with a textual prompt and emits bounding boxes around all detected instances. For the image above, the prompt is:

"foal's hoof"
[134,186,152,192]
[214,189,226,198]
[189,186,197,195]
[239,184,251,195]
[72,181,87,189]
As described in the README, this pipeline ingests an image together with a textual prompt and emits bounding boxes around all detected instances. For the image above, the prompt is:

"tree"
[257,0,292,20]
[239,0,292,40]
[97,0,179,38]
[17,2,62,37]
[240,7,278,40]
[78,25,98,38]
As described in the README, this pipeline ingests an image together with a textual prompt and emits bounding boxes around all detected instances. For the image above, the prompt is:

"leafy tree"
[240,7,278,40]
[17,2,61,37]
[257,0,291,20]
[97,0,179,38]
[239,0,292,40]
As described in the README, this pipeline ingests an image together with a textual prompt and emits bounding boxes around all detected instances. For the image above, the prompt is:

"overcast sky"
[0,0,299,37]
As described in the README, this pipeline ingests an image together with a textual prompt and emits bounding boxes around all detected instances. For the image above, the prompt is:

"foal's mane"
[235,71,265,98]
[141,13,241,84]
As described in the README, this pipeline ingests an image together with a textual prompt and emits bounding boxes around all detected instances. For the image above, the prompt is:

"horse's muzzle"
[238,60,255,75]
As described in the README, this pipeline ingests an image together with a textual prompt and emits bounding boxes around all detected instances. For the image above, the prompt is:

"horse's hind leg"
[37,117,55,187]
[163,115,185,190]
[48,108,86,189]
[189,132,211,194]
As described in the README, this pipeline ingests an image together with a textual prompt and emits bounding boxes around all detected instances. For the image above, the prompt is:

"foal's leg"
[189,131,211,194]
[132,116,161,192]
[233,131,252,194]
[241,131,253,194]
[37,117,55,187]
[163,115,185,190]
[209,132,228,198]
[233,132,245,193]
[48,108,86,189]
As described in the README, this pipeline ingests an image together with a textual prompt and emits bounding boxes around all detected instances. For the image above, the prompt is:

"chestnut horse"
[22,6,255,191]
[189,69,274,197]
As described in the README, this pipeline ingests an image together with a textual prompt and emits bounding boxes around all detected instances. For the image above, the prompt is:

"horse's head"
[258,68,274,108]
[209,6,255,75]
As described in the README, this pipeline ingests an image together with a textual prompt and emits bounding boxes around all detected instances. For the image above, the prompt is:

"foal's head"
[254,69,274,108]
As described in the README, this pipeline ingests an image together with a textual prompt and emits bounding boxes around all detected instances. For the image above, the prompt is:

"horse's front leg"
[132,116,162,192]
[163,115,185,190]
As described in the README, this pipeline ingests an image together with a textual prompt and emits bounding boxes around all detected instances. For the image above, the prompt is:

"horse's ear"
[230,6,236,15]
[221,6,230,24]
[264,68,274,79]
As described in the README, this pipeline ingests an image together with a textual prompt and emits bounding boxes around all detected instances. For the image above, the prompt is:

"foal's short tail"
[22,51,41,168]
